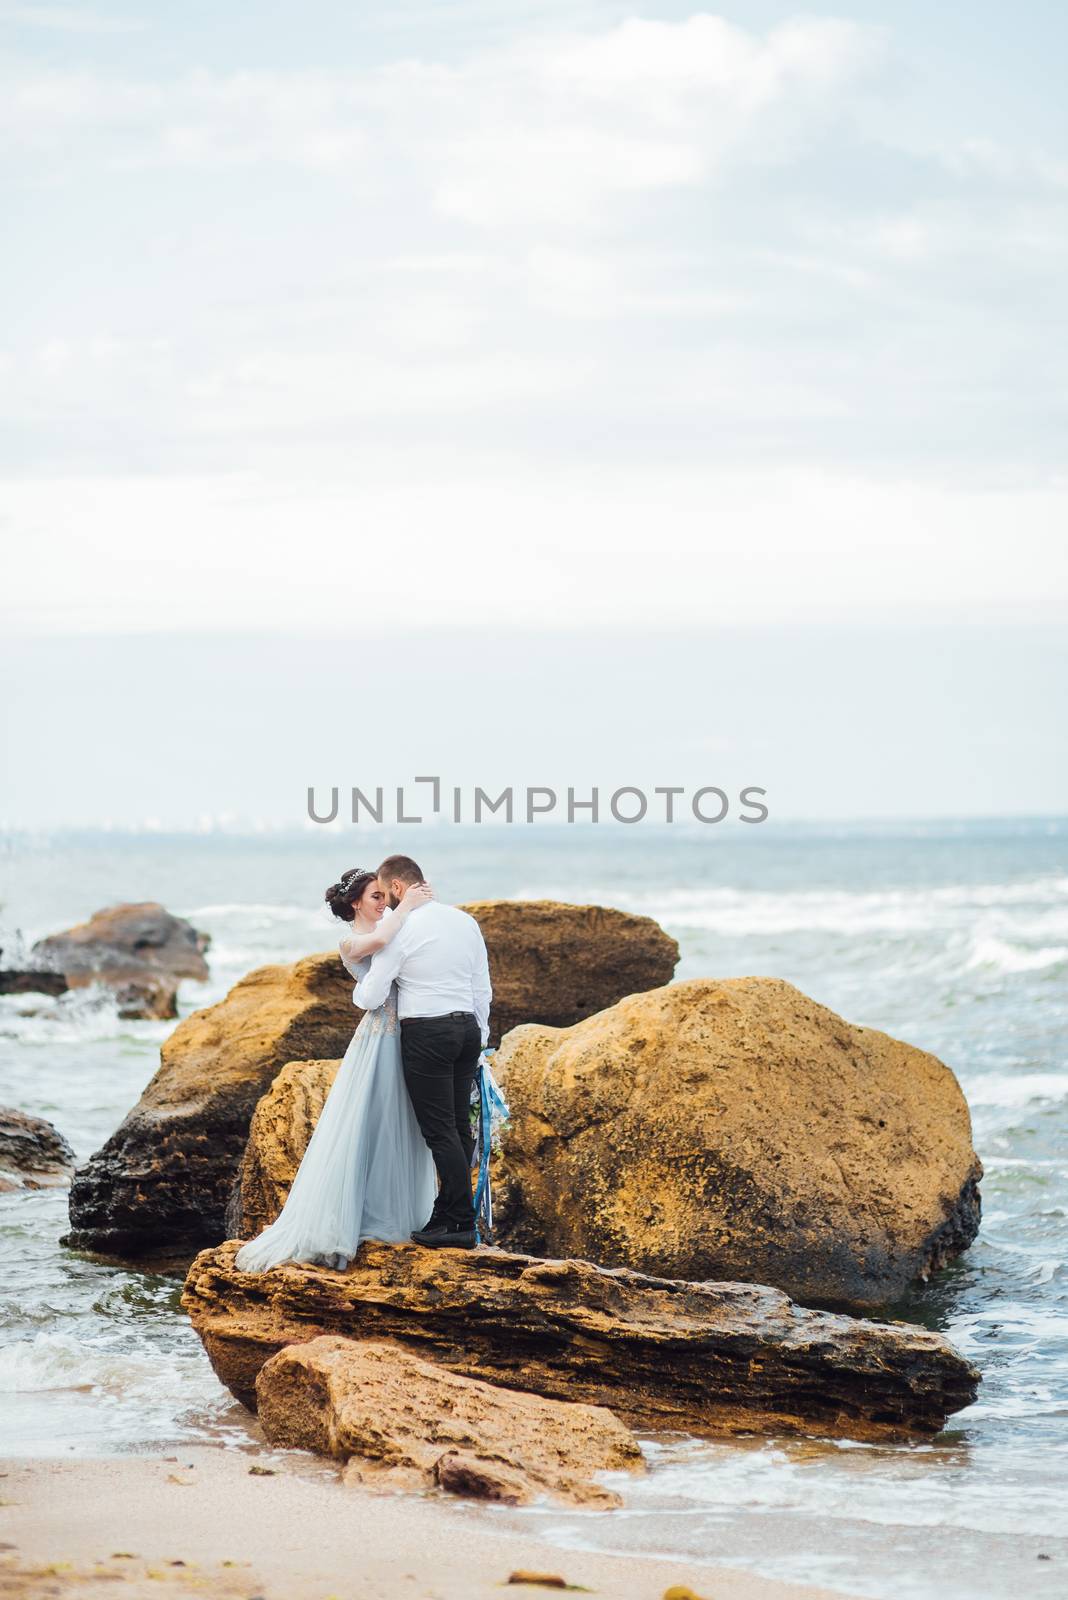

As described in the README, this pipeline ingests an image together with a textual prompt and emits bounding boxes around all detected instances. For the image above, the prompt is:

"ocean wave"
[946,1303,1068,1353]
[0,1327,246,1454]
[511,878,1068,939]
[0,985,173,1045]
[602,1432,1068,1537]
[966,938,1068,974]
[965,1072,1068,1108]
[182,902,330,923]
[0,1328,166,1392]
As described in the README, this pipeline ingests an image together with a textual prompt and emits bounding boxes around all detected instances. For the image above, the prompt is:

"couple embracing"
[234,854,492,1273]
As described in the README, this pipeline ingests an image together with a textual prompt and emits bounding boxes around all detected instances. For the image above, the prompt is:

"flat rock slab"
[256,1334,644,1505]
[0,969,68,997]
[182,1238,980,1442]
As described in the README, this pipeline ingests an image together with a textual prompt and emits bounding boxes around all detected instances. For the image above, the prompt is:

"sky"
[1,4,1065,823]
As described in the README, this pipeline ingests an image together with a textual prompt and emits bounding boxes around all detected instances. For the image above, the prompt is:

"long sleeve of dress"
[353,932,407,1013]
[338,933,365,981]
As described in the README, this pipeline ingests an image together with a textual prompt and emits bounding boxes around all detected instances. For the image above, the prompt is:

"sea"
[1,819,1065,1599]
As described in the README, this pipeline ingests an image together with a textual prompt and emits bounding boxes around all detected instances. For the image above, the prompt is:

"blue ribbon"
[472,1049,509,1242]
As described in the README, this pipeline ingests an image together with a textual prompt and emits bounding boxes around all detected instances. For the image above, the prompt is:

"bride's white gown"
[233,935,437,1271]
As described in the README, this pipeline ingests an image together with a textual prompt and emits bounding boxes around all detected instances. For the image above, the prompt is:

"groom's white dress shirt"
[353,900,493,1047]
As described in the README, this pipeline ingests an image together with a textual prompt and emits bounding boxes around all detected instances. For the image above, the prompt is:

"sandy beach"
[0,1443,866,1600]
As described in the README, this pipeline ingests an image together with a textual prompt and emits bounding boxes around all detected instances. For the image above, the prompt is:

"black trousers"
[400,1011,482,1227]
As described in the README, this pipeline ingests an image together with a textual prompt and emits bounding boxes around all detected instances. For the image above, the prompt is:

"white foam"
[966,937,1068,973]
[183,902,329,923]
[0,1329,159,1392]
[0,984,172,1045]
[965,1072,1068,1108]
[607,1432,1068,1537]
[510,877,1068,941]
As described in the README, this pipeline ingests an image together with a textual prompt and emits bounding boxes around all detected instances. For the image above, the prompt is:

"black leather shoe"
[410,1222,478,1249]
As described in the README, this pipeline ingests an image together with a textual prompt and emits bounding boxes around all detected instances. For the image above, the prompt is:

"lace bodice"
[338,934,397,1036]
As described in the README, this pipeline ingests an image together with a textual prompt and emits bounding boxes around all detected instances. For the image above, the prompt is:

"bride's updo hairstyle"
[324,867,376,923]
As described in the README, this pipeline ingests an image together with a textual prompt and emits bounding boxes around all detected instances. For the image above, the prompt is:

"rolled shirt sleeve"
[471,928,492,1047]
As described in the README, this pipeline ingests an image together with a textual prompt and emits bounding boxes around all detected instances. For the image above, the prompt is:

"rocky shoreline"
[53,897,985,1500]
[183,1237,979,1445]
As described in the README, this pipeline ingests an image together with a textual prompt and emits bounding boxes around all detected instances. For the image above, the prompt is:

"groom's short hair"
[377,854,424,886]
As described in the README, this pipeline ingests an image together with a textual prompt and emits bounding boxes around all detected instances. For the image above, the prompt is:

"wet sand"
[0,1443,866,1600]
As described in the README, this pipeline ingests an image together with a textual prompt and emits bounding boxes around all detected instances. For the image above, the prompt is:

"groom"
[353,854,491,1250]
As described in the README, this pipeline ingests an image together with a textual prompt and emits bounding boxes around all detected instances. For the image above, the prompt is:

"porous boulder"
[182,1239,979,1441]
[256,1335,644,1505]
[0,1107,76,1193]
[226,1058,340,1239]
[491,977,983,1310]
[461,900,678,1046]
[32,902,211,990]
[63,953,357,1268]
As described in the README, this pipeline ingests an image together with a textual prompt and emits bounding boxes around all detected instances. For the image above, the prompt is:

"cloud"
[0,4,147,33]
[3,464,1066,638]
[1,5,1065,592]
[0,12,879,205]
[417,15,881,225]
[543,15,875,104]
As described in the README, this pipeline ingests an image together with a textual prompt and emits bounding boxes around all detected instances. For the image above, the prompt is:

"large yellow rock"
[491,977,983,1309]
[461,900,678,1046]
[255,1335,644,1506]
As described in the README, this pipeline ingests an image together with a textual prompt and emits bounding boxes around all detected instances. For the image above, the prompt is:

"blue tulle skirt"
[233,984,436,1271]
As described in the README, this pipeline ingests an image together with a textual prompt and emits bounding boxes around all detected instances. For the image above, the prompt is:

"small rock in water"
[507,1576,568,1590]
[0,1106,75,1191]
[248,1464,276,1475]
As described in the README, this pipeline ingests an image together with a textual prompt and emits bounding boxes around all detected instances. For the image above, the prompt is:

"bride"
[233,867,438,1273]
